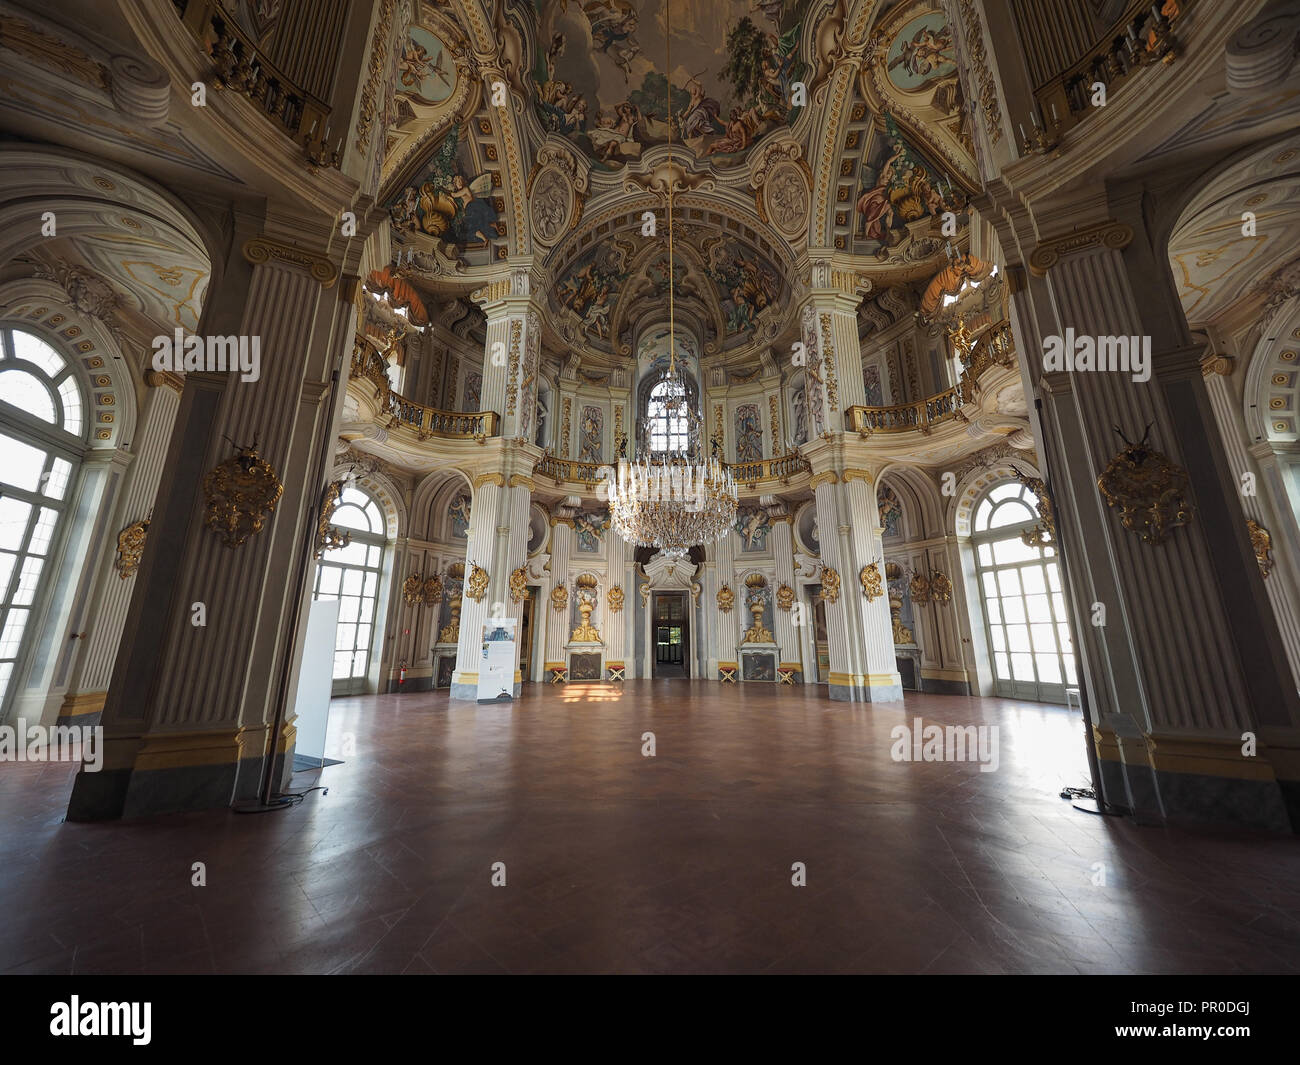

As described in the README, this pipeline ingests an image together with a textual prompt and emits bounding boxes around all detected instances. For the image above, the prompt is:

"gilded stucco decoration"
[1097,426,1195,545]
[115,518,149,579]
[202,440,283,549]
[859,563,882,602]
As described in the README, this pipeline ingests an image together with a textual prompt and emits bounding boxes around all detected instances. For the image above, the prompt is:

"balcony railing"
[846,319,1017,436]
[349,341,498,442]
[536,453,812,489]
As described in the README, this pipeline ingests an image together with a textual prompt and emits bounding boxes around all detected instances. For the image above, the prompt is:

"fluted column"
[544,507,575,676]
[713,533,737,678]
[68,224,359,820]
[605,530,628,675]
[473,271,543,442]
[767,504,802,679]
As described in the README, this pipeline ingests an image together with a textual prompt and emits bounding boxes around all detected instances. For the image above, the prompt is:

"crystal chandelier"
[606,0,737,562]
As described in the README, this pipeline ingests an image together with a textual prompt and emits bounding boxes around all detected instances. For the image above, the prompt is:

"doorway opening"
[653,592,689,678]
[518,587,536,682]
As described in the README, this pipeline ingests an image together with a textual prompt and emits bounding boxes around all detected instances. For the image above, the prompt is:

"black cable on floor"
[232,786,327,814]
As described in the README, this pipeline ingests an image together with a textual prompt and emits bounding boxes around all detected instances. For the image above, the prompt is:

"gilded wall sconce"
[929,571,953,604]
[717,584,736,612]
[550,582,569,611]
[859,563,883,602]
[607,584,625,612]
[402,573,424,605]
[776,582,795,611]
[465,562,489,601]
[909,572,931,603]
[1248,519,1273,578]
[819,567,840,604]
[115,518,149,579]
[1097,424,1194,545]
[202,439,283,548]
[315,479,351,558]
[423,573,444,606]
[509,566,528,603]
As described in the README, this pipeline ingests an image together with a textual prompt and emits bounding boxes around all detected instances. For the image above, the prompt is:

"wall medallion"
[202,440,283,548]
[819,567,840,604]
[465,562,490,601]
[1248,519,1273,578]
[550,583,569,611]
[1096,426,1195,545]
[115,518,149,579]
[859,563,882,602]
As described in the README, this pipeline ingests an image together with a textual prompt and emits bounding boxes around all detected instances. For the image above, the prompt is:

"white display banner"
[476,618,517,703]
[292,597,341,766]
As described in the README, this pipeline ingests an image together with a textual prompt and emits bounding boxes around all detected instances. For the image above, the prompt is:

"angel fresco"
[449,493,472,538]
[710,251,778,334]
[584,0,641,77]
[887,19,956,88]
[878,485,902,538]
[574,509,610,552]
[557,252,624,339]
[386,124,498,256]
[855,118,949,249]
[735,404,763,462]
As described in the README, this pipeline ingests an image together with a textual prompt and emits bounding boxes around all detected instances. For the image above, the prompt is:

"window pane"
[1025,594,1052,623]
[1011,652,1035,680]
[11,557,42,606]
[0,370,56,423]
[331,540,368,566]
[0,552,15,595]
[1007,624,1031,653]
[367,546,382,567]
[1020,566,1046,594]
[1051,592,1067,619]
[0,607,29,655]
[990,626,1006,652]
[985,598,1001,624]
[332,503,371,532]
[0,662,11,702]
[1002,596,1025,624]
[336,622,356,650]
[355,623,371,651]
[990,499,1035,528]
[1057,622,1072,650]
[10,331,64,374]
[341,570,363,596]
[993,537,1037,565]
[44,457,71,500]
[1064,657,1078,685]
[1047,565,1061,591]
[981,571,998,598]
[977,543,992,566]
[0,498,31,550]
[1036,654,1062,684]
[994,651,1010,678]
[27,508,58,556]
[332,651,352,679]
[338,596,360,623]
[997,569,1021,596]
[1030,622,1056,650]
[57,378,82,435]
[0,433,47,491]
[317,566,342,595]
[363,572,378,597]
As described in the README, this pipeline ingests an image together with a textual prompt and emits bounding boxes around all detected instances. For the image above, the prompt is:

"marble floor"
[2,681,1299,974]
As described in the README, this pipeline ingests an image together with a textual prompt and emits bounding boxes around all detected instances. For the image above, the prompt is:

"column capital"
[241,236,339,288]
[1028,220,1134,277]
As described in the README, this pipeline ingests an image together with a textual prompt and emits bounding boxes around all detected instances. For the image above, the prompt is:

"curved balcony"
[348,344,498,443]
[535,452,813,496]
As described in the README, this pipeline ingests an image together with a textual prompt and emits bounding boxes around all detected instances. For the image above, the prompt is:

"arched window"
[972,478,1076,703]
[646,379,688,453]
[0,328,87,712]
[312,486,387,694]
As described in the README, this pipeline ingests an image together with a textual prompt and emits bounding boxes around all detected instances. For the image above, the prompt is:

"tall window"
[312,486,386,693]
[647,380,688,453]
[0,328,85,713]
[972,479,1076,703]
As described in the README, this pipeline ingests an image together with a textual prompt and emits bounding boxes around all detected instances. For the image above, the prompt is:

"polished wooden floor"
[3,680,1299,974]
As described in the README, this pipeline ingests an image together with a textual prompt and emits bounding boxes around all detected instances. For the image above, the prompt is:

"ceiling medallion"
[605,0,738,561]
[115,518,149,579]
[1097,425,1195,545]
[202,439,283,549]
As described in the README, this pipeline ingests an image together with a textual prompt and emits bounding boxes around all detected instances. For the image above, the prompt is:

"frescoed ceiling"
[532,0,816,172]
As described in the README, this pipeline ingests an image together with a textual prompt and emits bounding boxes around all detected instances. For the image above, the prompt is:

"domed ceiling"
[376,0,979,367]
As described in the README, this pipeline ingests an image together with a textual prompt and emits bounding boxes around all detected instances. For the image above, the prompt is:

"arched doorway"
[970,478,1076,703]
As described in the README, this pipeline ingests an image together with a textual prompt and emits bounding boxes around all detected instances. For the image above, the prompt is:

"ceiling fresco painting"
[533,0,815,170]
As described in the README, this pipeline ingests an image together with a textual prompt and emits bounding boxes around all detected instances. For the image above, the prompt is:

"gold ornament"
[402,573,424,605]
[607,585,625,612]
[819,567,840,604]
[465,562,489,601]
[776,582,795,611]
[509,566,528,603]
[550,583,569,611]
[115,518,149,579]
[314,480,350,558]
[202,440,283,548]
[929,571,953,603]
[423,573,444,606]
[717,584,736,612]
[1248,519,1273,578]
[859,563,882,601]
[909,573,931,603]
[741,574,773,644]
[438,597,462,644]
[1097,425,1195,545]
[890,595,915,645]
[1016,474,1057,548]
[571,574,600,642]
